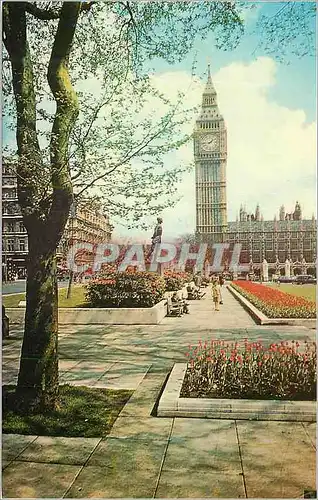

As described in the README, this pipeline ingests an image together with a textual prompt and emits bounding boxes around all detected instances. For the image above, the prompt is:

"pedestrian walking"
[218,274,224,305]
[211,277,221,311]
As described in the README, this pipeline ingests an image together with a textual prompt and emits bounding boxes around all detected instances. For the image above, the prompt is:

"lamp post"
[66,201,77,299]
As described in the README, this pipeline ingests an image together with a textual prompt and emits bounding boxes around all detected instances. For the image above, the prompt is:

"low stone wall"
[158,363,316,422]
[6,299,167,325]
[228,284,316,328]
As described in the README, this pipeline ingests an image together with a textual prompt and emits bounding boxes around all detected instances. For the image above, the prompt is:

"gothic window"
[265,241,273,251]
[290,240,298,250]
[19,238,26,252]
[6,222,15,233]
[7,239,15,251]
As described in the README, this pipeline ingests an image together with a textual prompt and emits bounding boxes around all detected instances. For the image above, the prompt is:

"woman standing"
[211,277,221,311]
[218,274,224,305]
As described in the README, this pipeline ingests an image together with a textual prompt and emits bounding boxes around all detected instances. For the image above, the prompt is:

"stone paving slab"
[237,420,316,498]
[302,422,316,450]
[59,361,114,385]
[243,469,315,498]
[108,415,173,440]
[155,469,246,498]
[94,362,150,390]
[2,460,11,470]
[87,436,167,469]
[236,420,310,444]
[17,436,101,465]
[2,461,82,498]
[64,466,159,498]
[164,419,241,473]
[2,434,38,461]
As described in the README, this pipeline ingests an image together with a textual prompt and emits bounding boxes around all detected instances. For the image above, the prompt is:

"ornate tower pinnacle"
[293,201,302,221]
[255,204,260,221]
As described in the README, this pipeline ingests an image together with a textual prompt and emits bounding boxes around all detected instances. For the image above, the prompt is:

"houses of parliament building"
[194,66,317,275]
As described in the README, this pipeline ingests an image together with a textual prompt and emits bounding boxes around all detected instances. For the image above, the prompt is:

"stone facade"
[2,164,113,278]
[2,164,28,279]
[57,200,113,266]
[227,205,316,274]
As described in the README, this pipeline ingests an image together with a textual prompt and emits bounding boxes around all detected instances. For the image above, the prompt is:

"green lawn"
[3,285,87,308]
[266,283,316,303]
[3,385,132,438]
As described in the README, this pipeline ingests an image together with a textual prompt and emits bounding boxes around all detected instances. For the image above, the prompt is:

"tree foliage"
[253,1,316,62]
[3,1,246,229]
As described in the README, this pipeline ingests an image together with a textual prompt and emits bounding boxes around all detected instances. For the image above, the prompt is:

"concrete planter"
[6,299,167,325]
[228,284,316,328]
[157,363,316,422]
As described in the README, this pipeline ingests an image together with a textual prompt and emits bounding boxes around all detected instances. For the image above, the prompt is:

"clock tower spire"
[194,65,227,243]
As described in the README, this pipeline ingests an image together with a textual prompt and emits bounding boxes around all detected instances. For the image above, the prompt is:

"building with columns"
[227,203,316,276]
[194,64,227,243]
[193,67,317,275]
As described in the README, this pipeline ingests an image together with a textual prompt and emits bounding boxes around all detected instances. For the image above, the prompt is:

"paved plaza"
[2,288,316,498]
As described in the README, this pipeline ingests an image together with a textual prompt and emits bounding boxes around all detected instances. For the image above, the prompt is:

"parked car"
[295,275,317,285]
[277,276,297,284]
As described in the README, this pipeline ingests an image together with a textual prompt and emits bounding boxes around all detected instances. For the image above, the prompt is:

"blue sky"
[150,2,316,124]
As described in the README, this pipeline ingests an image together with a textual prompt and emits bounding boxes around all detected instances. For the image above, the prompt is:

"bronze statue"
[150,217,163,254]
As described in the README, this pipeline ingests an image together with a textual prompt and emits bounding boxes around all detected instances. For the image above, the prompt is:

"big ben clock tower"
[194,65,227,243]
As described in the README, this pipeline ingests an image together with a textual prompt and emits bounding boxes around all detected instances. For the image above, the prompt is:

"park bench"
[186,286,206,300]
[166,295,183,317]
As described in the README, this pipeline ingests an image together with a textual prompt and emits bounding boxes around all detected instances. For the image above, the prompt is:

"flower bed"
[86,270,165,308]
[181,339,316,401]
[163,270,191,292]
[232,281,316,318]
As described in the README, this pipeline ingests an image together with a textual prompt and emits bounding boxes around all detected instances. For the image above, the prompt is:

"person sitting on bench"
[186,282,205,300]
[171,292,189,314]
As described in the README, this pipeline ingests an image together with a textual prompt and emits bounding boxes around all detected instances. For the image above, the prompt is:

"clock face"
[200,134,218,151]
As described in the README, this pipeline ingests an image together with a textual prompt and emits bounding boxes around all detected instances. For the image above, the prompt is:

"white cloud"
[120,57,316,241]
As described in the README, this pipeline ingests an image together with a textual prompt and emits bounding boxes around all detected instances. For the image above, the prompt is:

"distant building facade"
[57,200,113,267]
[2,164,113,279]
[2,164,28,279]
[227,202,317,275]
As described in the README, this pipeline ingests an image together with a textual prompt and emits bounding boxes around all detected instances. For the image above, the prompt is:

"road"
[2,280,69,295]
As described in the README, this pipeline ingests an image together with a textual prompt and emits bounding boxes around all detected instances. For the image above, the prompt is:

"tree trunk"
[3,3,84,412]
[16,239,59,412]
